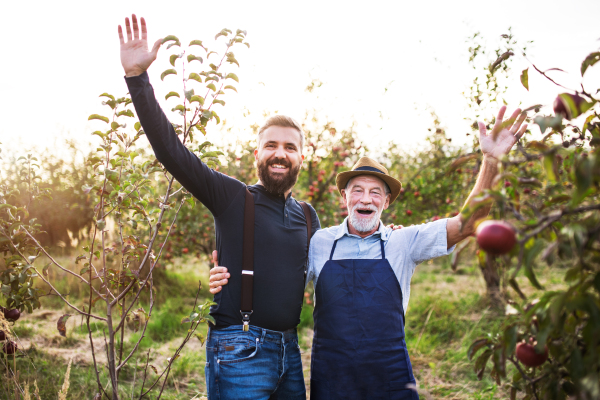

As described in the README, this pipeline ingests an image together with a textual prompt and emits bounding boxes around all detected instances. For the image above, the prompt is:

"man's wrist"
[125,69,145,78]
[483,154,499,163]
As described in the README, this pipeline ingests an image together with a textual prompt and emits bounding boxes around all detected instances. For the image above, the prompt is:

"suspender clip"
[241,311,253,331]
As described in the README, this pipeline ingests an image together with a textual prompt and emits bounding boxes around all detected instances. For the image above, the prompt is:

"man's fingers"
[150,38,162,58]
[210,274,229,284]
[492,105,507,133]
[210,266,228,276]
[118,25,125,45]
[478,121,487,138]
[212,250,218,265]
[132,14,139,40]
[125,17,132,42]
[503,108,521,131]
[141,17,148,41]
[512,112,527,134]
[209,278,228,288]
[516,124,528,140]
[210,286,222,294]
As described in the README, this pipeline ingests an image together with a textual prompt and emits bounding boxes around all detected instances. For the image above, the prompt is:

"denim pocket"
[217,337,259,365]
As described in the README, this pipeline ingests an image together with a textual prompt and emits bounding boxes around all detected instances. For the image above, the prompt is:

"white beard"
[348,203,381,232]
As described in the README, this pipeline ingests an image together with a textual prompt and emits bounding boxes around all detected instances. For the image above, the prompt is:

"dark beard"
[257,157,301,195]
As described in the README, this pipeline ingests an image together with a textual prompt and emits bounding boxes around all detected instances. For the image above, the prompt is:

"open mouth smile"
[356,209,375,216]
[269,164,289,172]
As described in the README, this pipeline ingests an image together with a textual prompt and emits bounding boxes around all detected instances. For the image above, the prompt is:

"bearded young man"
[118,15,319,399]
[211,106,528,399]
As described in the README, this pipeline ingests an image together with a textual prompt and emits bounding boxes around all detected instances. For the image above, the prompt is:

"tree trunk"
[480,254,503,309]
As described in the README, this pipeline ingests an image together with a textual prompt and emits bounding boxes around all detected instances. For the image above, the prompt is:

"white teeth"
[271,164,287,168]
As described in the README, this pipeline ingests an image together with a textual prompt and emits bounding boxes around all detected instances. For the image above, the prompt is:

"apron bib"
[310,238,419,400]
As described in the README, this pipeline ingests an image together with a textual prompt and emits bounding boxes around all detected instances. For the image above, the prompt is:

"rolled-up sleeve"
[407,219,455,264]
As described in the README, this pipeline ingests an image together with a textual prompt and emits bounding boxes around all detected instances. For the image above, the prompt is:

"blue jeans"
[205,325,306,400]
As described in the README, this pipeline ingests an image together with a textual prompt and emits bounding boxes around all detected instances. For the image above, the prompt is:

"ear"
[383,194,391,210]
[341,189,347,204]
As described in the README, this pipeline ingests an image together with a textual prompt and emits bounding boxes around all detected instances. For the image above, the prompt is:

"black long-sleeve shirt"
[125,72,320,331]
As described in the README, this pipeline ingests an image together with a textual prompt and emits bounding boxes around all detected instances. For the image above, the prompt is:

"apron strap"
[380,238,386,259]
[329,239,339,260]
[240,188,254,331]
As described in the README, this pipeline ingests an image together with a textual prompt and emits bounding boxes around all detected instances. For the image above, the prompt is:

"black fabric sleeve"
[125,72,243,217]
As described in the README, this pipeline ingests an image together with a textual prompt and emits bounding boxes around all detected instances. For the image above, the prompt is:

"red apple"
[523,188,531,194]
[2,341,17,355]
[413,191,420,197]
[3,309,20,322]
[431,216,440,221]
[553,93,586,120]
[446,198,451,204]
[516,340,548,367]
[0,331,6,341]
[182,248,189,254]
[406,210,412,216]
[476,220,517,255]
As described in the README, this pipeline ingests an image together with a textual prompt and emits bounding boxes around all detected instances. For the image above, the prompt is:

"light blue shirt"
[306,218,456,315]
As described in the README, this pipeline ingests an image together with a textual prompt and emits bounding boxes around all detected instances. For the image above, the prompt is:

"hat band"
[354,166,385,174]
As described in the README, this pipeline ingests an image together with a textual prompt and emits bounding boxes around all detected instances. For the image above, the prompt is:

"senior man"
[210,106,528,399]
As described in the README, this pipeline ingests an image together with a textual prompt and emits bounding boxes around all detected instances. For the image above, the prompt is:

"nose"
[360,192,373,205]
[274,144,287,159]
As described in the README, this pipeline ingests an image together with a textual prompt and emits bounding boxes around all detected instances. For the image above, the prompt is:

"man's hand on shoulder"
[209,250,230,294]
[118,14,163,77]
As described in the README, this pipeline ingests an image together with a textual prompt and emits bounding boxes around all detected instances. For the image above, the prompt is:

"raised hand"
[118,14,162,77]
[209,250,230,294]
[478,106,528,161]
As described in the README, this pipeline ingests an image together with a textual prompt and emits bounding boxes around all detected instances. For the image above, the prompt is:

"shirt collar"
[335,218,391,241]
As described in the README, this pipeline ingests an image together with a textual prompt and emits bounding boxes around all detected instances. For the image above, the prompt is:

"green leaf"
[503,325,518,357]
[187,54,203,64]
[188,73,202,83]
[160,69,177,81]
[185,88,195,102]
[162,35,180,44]
[523,239,545,290]
[88,114,109,124]
[99,93,115,100]
[468,338,491,360]
[226,73,239,82]
[111,121,120,130]
[189,40,206,50]
[581,52,600,76]
[226,52,239,67]
[543,153,557,182]
[212,99,225,106]
[117,109,135,118]
[224,85,237,92]
[534,115,562,134]
[189,95,204,105]
[215,28,231,40]
[474,349,493,380]
[165,91,180,100]
[169,53,182,67]
[134,122,141,131]
[206,83,217,92]
[520,68,529,91]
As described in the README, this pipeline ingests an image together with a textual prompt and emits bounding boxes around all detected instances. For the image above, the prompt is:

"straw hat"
[336,157,402,204]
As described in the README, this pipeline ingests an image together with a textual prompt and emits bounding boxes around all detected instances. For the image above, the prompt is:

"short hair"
[258,115,305,153]
[346,176,391,196]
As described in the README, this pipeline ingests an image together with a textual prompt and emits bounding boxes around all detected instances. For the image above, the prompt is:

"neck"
[347,220,380,238]
[255,179,293,198]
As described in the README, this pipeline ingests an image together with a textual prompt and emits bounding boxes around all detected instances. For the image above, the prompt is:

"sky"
[1,0,599,158]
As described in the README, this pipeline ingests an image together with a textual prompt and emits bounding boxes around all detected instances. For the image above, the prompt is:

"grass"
[0,248,566,399]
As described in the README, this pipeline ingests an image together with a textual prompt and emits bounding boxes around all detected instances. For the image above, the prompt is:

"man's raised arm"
[446,106,528,248]
[118,15,242,217]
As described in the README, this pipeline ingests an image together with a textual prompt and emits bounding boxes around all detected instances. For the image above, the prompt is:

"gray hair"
[345,176,391,196]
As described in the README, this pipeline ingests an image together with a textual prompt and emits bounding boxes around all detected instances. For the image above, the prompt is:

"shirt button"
[286,213,288,217]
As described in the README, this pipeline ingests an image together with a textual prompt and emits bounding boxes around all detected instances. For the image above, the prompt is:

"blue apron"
[310,238,419,400]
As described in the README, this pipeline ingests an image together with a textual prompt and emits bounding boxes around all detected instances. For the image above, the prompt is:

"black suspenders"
[239,188,313,331]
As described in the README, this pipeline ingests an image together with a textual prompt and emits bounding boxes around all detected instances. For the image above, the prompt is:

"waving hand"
[118,14,162,77]
[478,106,528,160]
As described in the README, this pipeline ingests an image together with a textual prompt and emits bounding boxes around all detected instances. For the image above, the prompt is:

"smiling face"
[342,175,391,235]
[254,125,304,195]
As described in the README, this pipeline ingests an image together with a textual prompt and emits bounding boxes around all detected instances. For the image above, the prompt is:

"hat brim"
[336,170,402,205]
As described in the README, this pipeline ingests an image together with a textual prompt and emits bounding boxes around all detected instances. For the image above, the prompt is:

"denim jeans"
[205,325,306,400]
